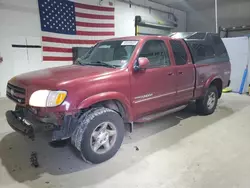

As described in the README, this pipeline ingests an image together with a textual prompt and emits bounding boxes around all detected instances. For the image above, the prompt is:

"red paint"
[76,31,114,36]
[76,22,114,28]
[7,36,231,122]
[43,57,73,61]
[43,47,72,53]
[138,57,150,69]
[75,2,115,12]
[42,36,99,45]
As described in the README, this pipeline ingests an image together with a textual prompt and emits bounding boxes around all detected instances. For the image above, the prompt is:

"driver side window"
[139,40,170,68]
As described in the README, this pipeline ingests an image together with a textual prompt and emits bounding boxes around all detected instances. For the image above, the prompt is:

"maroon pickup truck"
[6,33,231,164]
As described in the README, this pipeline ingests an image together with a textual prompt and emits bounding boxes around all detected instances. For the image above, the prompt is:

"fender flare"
[204,75,223,89]
[77,92,133,121]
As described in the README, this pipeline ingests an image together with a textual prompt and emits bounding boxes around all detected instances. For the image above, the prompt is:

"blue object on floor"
[239,65,248,94]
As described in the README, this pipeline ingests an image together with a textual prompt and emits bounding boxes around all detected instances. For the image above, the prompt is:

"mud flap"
[51,115,78,141]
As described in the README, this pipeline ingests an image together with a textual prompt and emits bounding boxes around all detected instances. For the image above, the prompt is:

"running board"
[136,105,187,123]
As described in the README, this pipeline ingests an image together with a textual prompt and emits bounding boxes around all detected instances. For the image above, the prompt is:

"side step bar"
[136,105,187,123]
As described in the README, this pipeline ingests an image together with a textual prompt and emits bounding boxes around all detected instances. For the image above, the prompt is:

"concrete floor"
[0,93,250,188]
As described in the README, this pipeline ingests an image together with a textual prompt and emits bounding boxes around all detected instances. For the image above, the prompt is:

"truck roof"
[103,35,172,42]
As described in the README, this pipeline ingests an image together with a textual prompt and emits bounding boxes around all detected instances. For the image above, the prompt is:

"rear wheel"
[196,86,218,115]
[72,107,125,164]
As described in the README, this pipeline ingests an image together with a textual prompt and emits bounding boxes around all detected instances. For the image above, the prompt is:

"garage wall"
[222,37,250,93]
[0,0,186,98]
[187,1,250,33]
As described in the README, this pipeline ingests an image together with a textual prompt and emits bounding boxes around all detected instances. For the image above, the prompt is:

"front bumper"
[5,109,55,139]
[5,108,79,141]
[6,111,34,138]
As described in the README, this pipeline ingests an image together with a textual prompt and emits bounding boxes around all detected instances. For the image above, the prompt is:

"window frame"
[191,43,216,62]
[169,39,188,66]
[137,39,171,69]
[210,34,230,61]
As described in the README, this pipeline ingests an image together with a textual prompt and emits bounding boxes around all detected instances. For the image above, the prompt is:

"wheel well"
[210,79,223,98]
[91,100,128,122]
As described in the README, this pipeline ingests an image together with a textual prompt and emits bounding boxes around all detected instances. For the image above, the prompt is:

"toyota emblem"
[10,89,14,96]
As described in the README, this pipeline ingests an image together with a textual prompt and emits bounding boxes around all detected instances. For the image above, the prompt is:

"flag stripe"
[42,36,99,44]
[44,52,73,57]
[42,42,94,48]
[76,21,114,28]
[44,61,73,64]
[76,17,114,24]
[76,31,114,36]
[42,31,113,40]
[43,46,72,53]
[43,56,73,61]
[75,12,114,20]
[75,2,114,12]
[75,7,114,16]
[76,26,114,32]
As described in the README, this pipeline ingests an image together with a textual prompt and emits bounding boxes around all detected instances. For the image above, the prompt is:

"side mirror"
[134,57,149,72]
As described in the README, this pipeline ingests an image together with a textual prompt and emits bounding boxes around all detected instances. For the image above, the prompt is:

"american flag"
[38,0,115,62]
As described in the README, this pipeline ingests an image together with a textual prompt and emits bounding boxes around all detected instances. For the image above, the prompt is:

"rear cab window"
[169,40,188,66]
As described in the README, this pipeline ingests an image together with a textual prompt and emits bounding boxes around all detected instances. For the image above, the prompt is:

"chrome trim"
[134,91,175,104]
[134,93,153,100]
[177,87,194,93]
[196,85,204,89]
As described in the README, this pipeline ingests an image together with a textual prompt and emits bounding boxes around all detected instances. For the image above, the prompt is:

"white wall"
[222,37,250,93]
[0,0,186,98]
[187,1,250,33]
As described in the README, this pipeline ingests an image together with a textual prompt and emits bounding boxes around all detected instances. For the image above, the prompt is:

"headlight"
[29,90,67,107]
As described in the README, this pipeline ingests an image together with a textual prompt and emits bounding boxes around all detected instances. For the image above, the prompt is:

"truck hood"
[11,65,117,88]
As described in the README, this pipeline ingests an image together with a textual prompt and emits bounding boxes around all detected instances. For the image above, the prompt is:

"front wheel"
[72,108,125,164]
[15,105,23,111]
[196,86,218,115]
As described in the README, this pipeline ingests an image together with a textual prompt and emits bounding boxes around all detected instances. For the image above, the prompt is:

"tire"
[15,105,23,111]
[71,107,125,164]
[196,86,218,115]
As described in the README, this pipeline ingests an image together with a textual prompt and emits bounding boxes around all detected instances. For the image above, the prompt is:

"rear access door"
[169,39,195,105]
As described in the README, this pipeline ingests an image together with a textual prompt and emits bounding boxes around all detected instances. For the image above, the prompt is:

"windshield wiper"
[76,59,116,68]
[90,61,116,68]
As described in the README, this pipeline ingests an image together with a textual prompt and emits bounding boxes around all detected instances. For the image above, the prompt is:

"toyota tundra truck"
[5,32,231,164]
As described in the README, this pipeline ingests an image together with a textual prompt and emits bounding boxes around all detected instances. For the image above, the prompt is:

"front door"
[169,39,195,104]
[131,40,176,119]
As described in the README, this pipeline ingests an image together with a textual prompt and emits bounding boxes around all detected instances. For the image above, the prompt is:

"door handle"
[178,71,183,75]
[168,72,174,76]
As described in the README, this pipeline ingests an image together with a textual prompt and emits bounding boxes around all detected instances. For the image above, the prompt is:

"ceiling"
[150,0,248,12]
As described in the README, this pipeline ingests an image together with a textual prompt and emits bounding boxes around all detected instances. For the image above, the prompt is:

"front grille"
[6,83,26,104]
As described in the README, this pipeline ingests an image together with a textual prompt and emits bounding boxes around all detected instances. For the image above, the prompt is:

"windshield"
[77,40,138,68]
